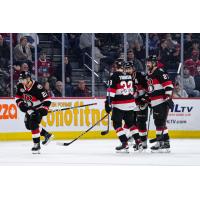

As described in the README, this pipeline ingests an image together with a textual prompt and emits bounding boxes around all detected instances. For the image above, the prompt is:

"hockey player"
[146,55,174,152]
[15,71,54,154]
[124,61,149,150]
[104,59,142,152]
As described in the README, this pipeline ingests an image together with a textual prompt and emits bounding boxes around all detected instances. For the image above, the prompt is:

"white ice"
[0,139,200,166]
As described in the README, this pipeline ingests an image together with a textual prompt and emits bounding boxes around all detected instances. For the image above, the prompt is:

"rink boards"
[0,98,199,140]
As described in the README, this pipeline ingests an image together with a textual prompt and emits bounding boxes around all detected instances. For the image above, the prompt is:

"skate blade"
[32,150,40,154]
[151,149,170,153]
[42,134,54,146]
[116,149,129,153]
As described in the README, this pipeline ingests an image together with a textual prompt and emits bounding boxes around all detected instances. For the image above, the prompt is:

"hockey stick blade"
[57,114,109,147]
[101,130,109,136]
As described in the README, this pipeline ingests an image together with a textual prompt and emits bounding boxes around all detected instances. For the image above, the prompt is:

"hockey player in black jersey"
[104,59,142,152]
[15,71,54,154]
[124,61,149,150]
[146,55,174,152]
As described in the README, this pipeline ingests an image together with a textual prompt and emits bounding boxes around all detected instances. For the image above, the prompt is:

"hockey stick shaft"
[60,113,109,146]
[48,103,97,113]
[101,68,111,136]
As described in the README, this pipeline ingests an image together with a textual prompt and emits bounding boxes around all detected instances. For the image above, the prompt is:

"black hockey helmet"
[115,59,125,69]
[146,55,158,64]
[124,61,134,68]
[19,71,31,80]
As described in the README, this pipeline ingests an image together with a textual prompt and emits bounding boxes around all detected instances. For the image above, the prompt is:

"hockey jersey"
[107,71,136,111]
[15,80,51,111]
[147,67,174,107]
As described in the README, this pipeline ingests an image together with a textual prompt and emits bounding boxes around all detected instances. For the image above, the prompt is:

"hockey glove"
[105,100,112,114]
[18,101,29,113]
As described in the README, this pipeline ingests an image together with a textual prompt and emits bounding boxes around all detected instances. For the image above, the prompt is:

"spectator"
[43,81,54,97]
[57,56,72,83]
[173,82,188,98]
[184,50,200,76]
[0,34,10,67]
[17,33,39,48]
[37,51,53,82]
[158,39,172,67]
[133,40,146,61]
[194,65,200,92]
[52,81,63,97]
[149,33,160,55]
[127,33,143,49]
[127,50,144,72]
[79,33,92,67]
[73,80,90,97]
[14,36,32,69]
[182,67,200,97]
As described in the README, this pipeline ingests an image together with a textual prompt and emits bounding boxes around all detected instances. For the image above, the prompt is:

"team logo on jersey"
[147,78,154,93]
[20,88,25,93]
[37,84,43,89]
[23,94,33,101]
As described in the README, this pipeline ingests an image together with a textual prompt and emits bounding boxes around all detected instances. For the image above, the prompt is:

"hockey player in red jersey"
[15,71,54,154]
[104,59,142,152]
[146,55,174,152]
[124,61,149,150]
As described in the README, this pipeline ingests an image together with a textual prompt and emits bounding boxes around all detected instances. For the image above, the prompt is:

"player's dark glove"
[29,110,42,124]
[18,101,29,113]
[105,100,112,114]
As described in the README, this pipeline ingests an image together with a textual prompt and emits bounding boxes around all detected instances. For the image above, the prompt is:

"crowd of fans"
[1,33,200,97]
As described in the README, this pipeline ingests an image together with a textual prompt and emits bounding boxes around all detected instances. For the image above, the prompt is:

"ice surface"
[0,139,200,166]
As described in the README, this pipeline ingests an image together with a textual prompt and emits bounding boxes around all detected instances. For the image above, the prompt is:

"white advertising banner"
[0,98,199,134]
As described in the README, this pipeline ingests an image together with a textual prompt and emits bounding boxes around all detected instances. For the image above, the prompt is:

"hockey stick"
[101,114,110,135]
[57,113,109,146]
[48,103,97,113]
[101,65,111,136]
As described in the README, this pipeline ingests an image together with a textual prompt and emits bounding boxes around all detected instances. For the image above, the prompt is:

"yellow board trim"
[0,130,200,141]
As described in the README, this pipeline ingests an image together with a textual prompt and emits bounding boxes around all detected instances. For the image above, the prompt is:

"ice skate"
[133,139,143,152]
[160,140,170,153]
[116,142,129,153]
[42,132,54,145]
[31,143,41,154]
[141,140,148,151]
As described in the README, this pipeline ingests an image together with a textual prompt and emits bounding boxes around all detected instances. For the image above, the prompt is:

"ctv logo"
[0,104,17,120]
[170,104,193,112]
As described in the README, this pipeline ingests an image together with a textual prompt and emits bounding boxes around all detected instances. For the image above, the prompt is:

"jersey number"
[120,81,133,96]
[41,91,48,98]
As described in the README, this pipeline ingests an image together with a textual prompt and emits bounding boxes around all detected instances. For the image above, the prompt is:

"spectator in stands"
[37,51,53,83]
[173,82,188,98]
[52,81,63,97]
[133,40,145,61]
[43,81,54,97]
[14,36,32,69]
[194,65,200,92]
[0,34,10,68]
[165,33,178,49]
[149,33,160,55]
[127,50,144,72]
[159,39,172,67]
[79,33,92,67]
[184,50,200,76]
[73,80,90,97]
[17,33,39,49]
[182,66,200,97]
[127,33,143,49]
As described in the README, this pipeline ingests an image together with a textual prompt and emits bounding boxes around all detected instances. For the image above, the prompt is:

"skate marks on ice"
[0,139,200,165]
